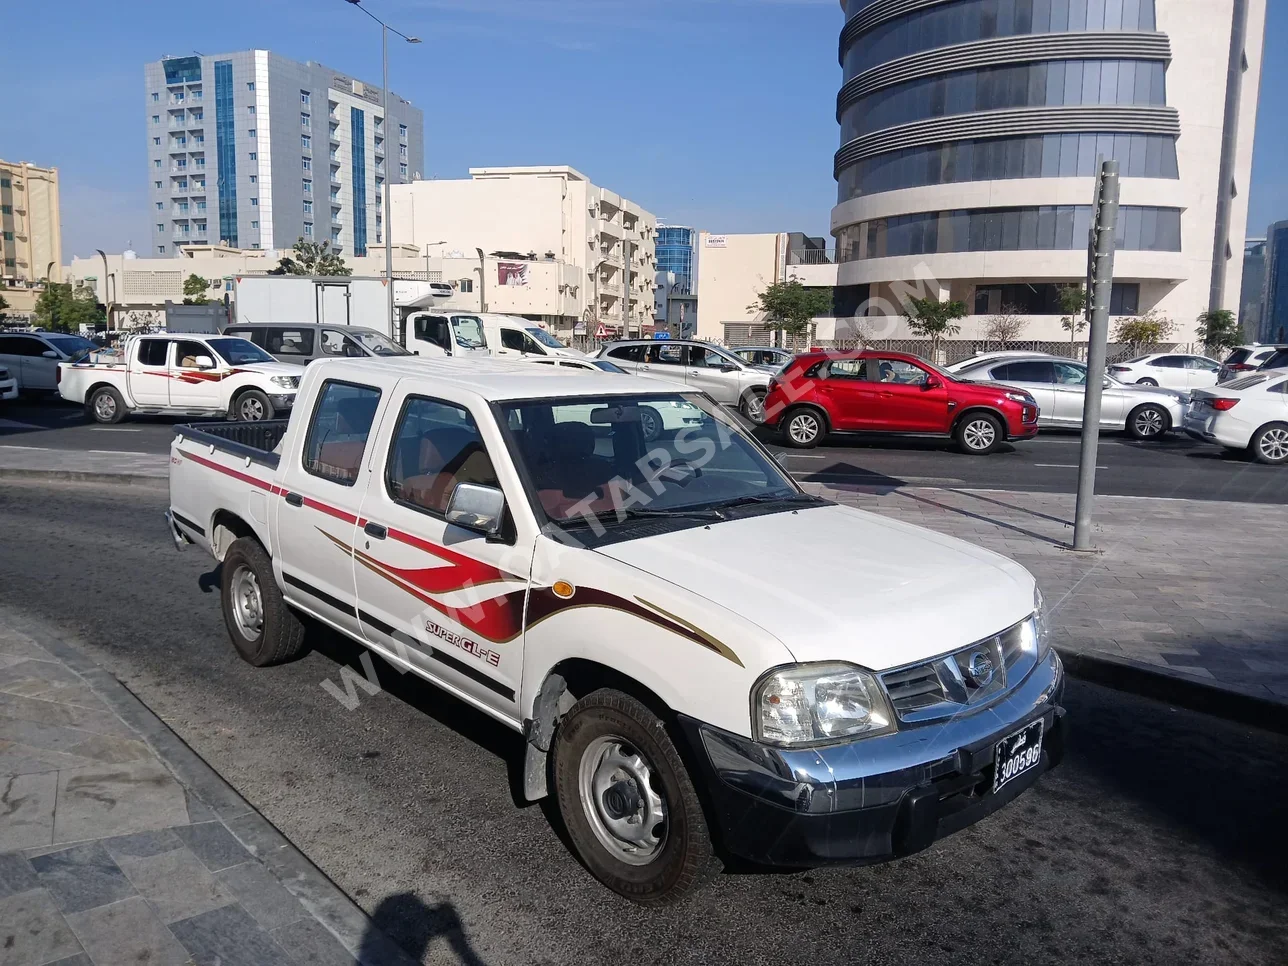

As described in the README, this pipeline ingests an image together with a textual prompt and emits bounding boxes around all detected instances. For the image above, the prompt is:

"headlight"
[753,663,895,746]
[1022,585,1051,661]
[1005,391,1034,404]
[270,375,297,390]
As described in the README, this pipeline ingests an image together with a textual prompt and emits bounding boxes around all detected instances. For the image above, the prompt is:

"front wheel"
[1250,423,1288,465]
[955,412,1003,455]
[639,405,663,443]
[233,389,274,422]
[87,386,126,424]
[1137,378,1159,387]
[220,537,306,666]
[553,689,717,905]
[781,407,824,449]
[1126,404,1170,440]
[739,389,767,424]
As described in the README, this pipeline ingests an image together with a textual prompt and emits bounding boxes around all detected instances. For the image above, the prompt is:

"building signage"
[705,235,727,248]
[498,262,529,286]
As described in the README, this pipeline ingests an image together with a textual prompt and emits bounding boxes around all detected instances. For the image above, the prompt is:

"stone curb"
[2,609,419,966]
[0,467,167,486]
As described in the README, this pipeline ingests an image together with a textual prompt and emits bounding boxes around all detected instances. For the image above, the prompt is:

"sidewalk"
[0,444,166,484]
[0,614,416,966]
[803,480,1288,726]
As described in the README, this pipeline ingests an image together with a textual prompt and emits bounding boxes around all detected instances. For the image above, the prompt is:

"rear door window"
[827,358,869,380]
[264,328,315,356]
[136,339,171,368]
[993,361,1055,383]
[607,345,644,362]
[648,343,686,366]
[302,381,382,486]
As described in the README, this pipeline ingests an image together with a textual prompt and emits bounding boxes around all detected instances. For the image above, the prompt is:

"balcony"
[598,218,622,239]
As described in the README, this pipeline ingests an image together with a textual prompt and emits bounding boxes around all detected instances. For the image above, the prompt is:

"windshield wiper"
[708,493,825,511]
[558,505,726,528]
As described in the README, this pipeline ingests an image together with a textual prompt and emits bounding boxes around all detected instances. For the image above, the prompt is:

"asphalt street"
[1,478,1285,966]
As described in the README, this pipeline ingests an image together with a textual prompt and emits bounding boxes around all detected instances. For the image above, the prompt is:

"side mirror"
[719,363,740,373]
[42,350,59,359]
[924,376,943,390]
[1103,379,1112,389]
[194,355,215,369]
[446,482,505,537]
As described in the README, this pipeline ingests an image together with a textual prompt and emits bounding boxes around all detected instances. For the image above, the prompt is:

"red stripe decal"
[302,496,359,526]
[182,451,273,491]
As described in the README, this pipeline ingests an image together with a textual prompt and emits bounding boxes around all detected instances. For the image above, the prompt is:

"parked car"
[167,356,1064,903]
[523,355,698,441]
[945,350,1052,374]
[1254,346,1288,373]
[1183,369,1288,464]
[952,353,1184,440]
[409,312,583,361]
[1107,353,1220,389]
[0,331,98,393]
[223,323,412,365]
[762,350,1039,454]
[58,333,301,423]
[0,364,18,402]
[597,339,771,421]
[1218,344,1283,382]
[731,346,794,369]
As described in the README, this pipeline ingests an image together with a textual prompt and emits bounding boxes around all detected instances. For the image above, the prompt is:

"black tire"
[1137,378,1159,387]
[780,406,825,449]
[553,689,718,905]
[1126,403,1170,440]
[1250,423,1288,465]
[954,411,1003,455]
[220,536,306,666]
[232,389,275,422]
[739,388,767,424]
[86,386,126,424]
[639,405,663,443]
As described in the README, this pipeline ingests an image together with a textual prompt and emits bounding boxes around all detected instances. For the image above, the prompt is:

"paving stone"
[64,894,192,966]
[0,691,136,740]
[0,716,150,764]
[217,860,308,930]
[272,916,358,966]
[170,901,296,966]
[0,770,57,851]
[53,759,189,843]
[30,842,137,914]
[119,845,236,923]
[102,827,185,861]
[173,820,252,872]
[45,955,94,966]
[0,852,39,900]
[0,887,84,966]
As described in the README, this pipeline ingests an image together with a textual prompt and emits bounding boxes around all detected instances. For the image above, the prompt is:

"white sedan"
[523,355,700,440]
[1107,353,1220,390]
[1183,369,1288,464]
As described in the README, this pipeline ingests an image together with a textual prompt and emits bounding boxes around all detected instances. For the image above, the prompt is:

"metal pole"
[476,247,487,311]
[621,239,631,339]
[382,24,395,340]
[1073,160,1120,551]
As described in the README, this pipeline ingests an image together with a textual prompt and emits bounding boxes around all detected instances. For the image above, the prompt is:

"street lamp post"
[344,0,420,339]
[423,240,445,279]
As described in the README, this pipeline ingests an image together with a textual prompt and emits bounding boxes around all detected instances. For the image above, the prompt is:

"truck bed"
[174,420,290,469]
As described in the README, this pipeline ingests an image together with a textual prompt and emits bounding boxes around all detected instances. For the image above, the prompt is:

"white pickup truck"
[59,333,303,423]
[167,357,1065,904]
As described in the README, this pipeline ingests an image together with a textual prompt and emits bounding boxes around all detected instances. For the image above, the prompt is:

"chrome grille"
[880,620,1032,724]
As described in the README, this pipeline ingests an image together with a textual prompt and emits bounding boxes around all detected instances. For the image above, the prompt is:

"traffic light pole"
[1073,159,1120,552]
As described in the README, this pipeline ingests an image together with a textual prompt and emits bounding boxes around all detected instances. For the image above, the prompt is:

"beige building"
[1,160,62,322]
[389,166,657,335]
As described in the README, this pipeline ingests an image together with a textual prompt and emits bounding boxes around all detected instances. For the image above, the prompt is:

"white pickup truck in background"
[58,333,302,423]
[167,356,1065,905]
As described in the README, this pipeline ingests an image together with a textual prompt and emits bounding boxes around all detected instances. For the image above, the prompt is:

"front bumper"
[678,650,1065,867]
[0,379,18,400]
[269,393,296,409]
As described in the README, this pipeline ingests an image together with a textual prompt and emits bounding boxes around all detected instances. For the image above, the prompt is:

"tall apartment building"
[144,51,423,260]
[1259,221,1288,343]
[1239,236,1266,339]
[0,160,61,285]
[389,166,657,334]
[656,226,696,294]
[830,0,1267,344]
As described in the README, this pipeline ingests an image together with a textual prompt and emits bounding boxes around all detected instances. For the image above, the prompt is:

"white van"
[406,311,584,360]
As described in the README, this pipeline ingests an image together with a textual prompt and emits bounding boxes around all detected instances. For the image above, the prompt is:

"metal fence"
[786,249,837,266]
[814,339,1187,365]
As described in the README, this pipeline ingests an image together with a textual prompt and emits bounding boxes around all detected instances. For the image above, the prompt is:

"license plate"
[992,719,1044,793]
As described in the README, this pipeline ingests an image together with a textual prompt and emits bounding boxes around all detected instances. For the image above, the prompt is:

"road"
[1,478,1285,965]
[5,397,1288,503]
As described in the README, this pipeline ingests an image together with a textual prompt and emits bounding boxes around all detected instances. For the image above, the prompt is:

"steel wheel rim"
[577,735,668,866]
[789,413,819,444]
[1134,408,1165,437]
[640,409,660,441]
[241,397,265,420]
[1260,428,1288,461]
[230,564,264,640]
[94,393,116,419]
[745,393,766,422]
[963,419,996,450]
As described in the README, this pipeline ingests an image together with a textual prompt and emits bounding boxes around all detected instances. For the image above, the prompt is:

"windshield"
[451,316,486,348]
[500,393,799,528]
[207,337,275,366]
[46,335,97,362]
[590,360,626,373]
[1225,348,1251,365]
[526,327,566,349]
[347,330,410,356]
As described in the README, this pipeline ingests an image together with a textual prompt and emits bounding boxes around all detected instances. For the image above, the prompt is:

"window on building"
[303,200,313,214]
[249,175,257,183]
[0,178,8,188]
[399,144,407,158]
[399,123,407,139]
[155,181,163,189]
[151,92,159,102]
[177,180,187,189]
[399,164,408,178]
[250,198,258,206]
[157,223,165,233]
[247,105,255,115]
[3,258,14,268]
[152,115,160,125]
[249,129,256,138]
[301,112,310,128]
[154,159,162,168]
[304,223,313,237]
[247,82,255,91]
[329,188,339,201]
[175,159,187,169]
[302,135,311,150]
[302,179,312,193]
[156,202,163,210]
[459,278,473,293]
[158,245,166,254]
[301,90,311,106]
[2,231,12,242]
[192,111,202,121]
[374,116,383,131]
[251,220,259,229]
[153,137,161,145]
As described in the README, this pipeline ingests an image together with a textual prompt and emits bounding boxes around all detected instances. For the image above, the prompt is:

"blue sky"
[0,0,1284,259]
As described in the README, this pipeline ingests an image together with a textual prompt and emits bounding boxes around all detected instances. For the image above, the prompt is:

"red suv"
[762,350,1040,454]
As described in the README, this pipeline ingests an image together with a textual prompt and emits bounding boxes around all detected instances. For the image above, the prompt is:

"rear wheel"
[739,389,767,424]
[955,412,1003,455]
[1137,378,1159,387]
[87,386,125,424]
[553,689,717,905]
[233,389,274,422]
[220,537,306,666]
[1126,403,1170,440]
[639,405,663,443]
[781,407,824,449]
[1250,423,1288,465]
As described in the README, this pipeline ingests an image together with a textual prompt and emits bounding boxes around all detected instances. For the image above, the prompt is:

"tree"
[1195,308,1241,354]
[0,293,8,322]
[270,238,352,277]
[1057,284,1088,351]
[182,273,210,305]
[1114,309,1176,357]
[747,276,833,349]
[983,304,1028,347]
[903,296,967,360]
[33,283,105,333]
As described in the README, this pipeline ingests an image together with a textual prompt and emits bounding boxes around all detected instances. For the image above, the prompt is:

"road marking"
[90,427,143,432]
[772,453,826,459]
[1035,463,1109,469]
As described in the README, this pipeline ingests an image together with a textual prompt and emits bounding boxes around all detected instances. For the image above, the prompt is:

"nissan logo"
[964,650,995,688]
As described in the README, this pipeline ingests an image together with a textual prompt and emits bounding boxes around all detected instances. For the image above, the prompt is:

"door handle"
[879,391,894,398]
[363,521,387,540]
[284,492,304,507]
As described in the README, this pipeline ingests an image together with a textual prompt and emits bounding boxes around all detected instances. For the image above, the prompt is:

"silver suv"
[596,339,771,421]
